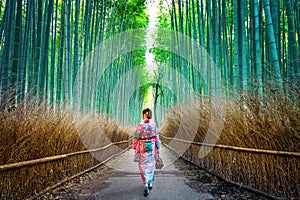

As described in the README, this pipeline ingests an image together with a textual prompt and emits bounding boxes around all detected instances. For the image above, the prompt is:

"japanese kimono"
[132,119,160,185]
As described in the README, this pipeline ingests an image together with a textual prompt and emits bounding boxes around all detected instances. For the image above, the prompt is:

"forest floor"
[38,148,271,200]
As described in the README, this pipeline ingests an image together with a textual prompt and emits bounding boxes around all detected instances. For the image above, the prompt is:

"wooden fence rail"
[160,135,300,199]
[160,135,300,157]
[0,139,132,199]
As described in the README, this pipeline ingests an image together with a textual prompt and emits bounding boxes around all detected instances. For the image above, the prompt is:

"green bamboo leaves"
[151,0,299,101]
[0,0,149,126]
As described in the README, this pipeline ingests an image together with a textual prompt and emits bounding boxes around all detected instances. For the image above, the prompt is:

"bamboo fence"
[160,135,300,199]
[0,139,132,199]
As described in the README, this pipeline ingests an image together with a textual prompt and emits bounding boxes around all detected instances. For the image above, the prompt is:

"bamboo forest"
[0,0,299,199]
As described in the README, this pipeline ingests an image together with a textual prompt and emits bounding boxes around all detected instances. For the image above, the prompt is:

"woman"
[132,108,160,197]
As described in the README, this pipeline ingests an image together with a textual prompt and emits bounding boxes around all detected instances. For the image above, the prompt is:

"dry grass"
[0,102,130,165]
[160,92,300,198]
[0,99,131,199]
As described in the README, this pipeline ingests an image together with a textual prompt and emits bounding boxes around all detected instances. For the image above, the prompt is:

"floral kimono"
[132,119,160,185]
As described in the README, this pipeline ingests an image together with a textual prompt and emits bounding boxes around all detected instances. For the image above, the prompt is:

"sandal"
[148,183,153,190]
[143,186,149,197]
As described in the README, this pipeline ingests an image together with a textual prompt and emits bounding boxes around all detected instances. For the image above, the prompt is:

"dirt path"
[39,147,270,200]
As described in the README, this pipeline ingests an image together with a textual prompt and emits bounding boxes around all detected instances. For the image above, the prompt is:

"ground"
[39,148,271,200]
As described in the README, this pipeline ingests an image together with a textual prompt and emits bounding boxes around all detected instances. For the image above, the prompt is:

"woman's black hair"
[142,108,152,119]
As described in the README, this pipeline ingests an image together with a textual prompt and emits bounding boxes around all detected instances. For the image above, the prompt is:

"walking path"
[40,147,268,200]
[40,147,214,199]
[97,148,214,200]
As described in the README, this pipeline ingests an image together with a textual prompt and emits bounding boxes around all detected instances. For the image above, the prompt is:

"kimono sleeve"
[132,123,142,150]
[153,125,161,150]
